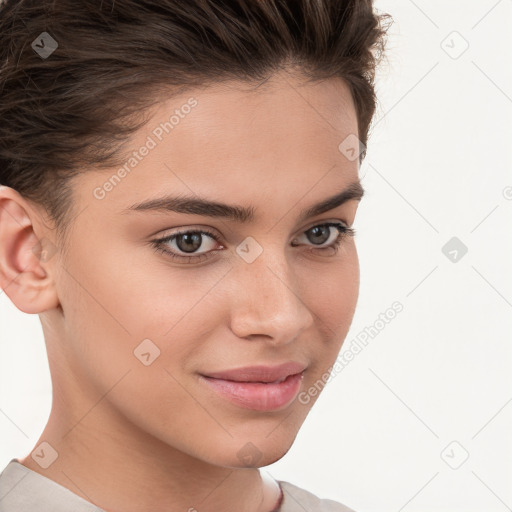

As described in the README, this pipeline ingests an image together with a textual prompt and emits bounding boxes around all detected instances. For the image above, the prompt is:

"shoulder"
[277,480,356,512]
[0,459,103,512]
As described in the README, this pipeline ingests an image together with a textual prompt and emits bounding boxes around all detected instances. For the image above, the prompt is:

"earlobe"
[0,187,60,314]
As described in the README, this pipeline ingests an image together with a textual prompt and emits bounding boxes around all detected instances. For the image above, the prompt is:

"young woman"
[0,0,390,510]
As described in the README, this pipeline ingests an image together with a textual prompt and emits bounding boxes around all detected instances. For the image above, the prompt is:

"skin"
[0,69,362,512]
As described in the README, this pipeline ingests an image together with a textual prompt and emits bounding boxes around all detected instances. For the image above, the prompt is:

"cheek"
[57,253,231,445]
[54,245,173,379]
[65,234,228,335]
[306,243,359,330]
[299,244,360,371]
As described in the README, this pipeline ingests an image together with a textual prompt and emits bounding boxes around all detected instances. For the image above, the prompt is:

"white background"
[1,1,511,511]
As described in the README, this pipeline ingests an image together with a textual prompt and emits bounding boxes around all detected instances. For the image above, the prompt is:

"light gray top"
[0,458,355,512]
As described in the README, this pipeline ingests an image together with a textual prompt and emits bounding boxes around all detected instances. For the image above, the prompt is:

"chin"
[205,431,297,469]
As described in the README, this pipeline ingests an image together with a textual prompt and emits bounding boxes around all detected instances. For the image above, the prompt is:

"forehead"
[74,72,360,220]
[171,71,358,147]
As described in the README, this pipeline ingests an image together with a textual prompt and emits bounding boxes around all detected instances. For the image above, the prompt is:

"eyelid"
[291,221,351,245]
[300,218,350,231]
[152,219,350,245]
[156,227,222,249]
[150,220,353,263]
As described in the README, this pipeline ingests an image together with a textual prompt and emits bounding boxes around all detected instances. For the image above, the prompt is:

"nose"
[228,252,314,345]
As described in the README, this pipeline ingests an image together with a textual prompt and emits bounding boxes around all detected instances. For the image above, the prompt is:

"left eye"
[292,222,351,248]
[150,222,355,263]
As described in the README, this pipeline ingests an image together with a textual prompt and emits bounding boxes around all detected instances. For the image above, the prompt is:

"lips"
[199,362,307,411]
[202,362,307,384]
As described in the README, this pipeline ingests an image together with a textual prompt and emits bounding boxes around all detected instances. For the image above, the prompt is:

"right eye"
[150,228,224,263]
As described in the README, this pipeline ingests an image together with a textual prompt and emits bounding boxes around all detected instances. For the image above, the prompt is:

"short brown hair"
[0,0,391,244]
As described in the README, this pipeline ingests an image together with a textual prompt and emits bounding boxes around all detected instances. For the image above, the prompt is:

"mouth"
[199,362,307,411]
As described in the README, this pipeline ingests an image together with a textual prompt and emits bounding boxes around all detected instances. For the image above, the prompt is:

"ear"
[0,186,60,314]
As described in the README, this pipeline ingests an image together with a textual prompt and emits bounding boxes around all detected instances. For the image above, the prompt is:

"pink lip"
[199,362,307,411]
[203,362,307,383]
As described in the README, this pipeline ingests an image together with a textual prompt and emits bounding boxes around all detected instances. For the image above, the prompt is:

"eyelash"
[150,222,356,264]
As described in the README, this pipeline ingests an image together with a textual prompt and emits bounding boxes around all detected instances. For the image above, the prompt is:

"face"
[26,70,363,468]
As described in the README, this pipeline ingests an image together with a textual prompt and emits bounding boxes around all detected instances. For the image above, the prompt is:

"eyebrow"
[123,180,364,224]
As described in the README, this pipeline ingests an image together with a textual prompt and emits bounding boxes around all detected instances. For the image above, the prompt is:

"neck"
[18,398,282,512]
